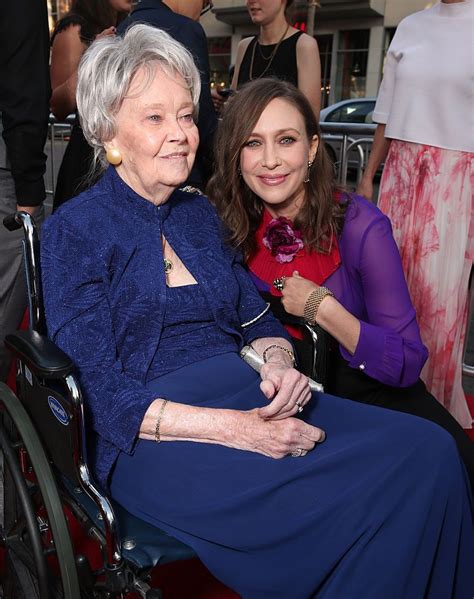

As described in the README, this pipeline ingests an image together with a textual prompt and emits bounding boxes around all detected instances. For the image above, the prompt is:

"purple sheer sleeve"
[337,200,428,386]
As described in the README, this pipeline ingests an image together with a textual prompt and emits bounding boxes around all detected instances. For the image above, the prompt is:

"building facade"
[202,0,435,107]
[46,0,435,108]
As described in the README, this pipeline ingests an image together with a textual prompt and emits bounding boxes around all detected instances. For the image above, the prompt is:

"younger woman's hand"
[280,271,318,317]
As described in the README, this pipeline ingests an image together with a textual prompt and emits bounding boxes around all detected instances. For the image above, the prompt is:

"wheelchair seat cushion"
[112,500,195,568]
[63,479,195,569]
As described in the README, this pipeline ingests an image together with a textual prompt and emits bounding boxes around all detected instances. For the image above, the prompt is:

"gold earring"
[106,147,122,166]
[304,160,313,184]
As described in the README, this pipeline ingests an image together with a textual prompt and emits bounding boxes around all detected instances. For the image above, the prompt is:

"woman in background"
[50,0,131,210]
[357,0,473,428]
[215,0,321,117]
[209,78,474,487]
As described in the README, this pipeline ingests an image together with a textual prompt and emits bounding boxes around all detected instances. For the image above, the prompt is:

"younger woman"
[209,78,474,487]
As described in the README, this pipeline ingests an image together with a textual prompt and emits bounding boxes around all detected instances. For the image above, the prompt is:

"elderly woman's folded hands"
[239,337,325,458]
[139,337,325,459]
[235,408,325,459]
[250,336,313,420]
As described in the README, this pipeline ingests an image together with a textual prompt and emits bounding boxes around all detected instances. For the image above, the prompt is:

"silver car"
[319,98,377,176]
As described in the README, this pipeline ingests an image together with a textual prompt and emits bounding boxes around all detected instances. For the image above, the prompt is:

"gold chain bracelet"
[154,399,168,443]
[262,344,295,366]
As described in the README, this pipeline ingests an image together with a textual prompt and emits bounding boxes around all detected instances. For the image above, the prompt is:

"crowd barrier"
[319,122,376,186]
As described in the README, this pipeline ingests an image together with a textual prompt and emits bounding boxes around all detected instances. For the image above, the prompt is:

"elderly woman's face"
[107,66,199,204]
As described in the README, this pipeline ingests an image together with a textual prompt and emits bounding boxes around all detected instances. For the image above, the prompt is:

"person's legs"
[328,354,474,490]
[0,168,25,381]
[379,141,474,428]
[0,168,44,381]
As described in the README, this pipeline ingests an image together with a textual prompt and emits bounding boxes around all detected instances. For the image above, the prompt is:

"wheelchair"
[0,211,237,598]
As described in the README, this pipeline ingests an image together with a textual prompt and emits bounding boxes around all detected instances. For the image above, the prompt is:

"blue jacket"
[117,0,217,187]
[41,167,287,487]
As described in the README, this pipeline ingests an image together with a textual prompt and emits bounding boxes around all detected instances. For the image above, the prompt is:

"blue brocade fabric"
[147,284,238,380]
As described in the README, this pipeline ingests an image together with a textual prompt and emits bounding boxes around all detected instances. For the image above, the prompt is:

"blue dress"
[110,285,473,599]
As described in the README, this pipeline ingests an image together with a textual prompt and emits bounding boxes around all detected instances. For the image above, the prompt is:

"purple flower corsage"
[263,217,304,263]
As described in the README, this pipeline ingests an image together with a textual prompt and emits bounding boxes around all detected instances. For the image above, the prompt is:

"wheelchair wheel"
[0,383,80,599]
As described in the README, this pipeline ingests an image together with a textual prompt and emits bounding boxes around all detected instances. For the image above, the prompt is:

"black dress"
[51,15,98,211]
[237,31,303,87]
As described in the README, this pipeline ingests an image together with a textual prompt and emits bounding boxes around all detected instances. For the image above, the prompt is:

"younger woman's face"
[240,98,318,220]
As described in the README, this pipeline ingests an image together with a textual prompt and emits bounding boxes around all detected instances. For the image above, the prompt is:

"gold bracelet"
[262,344,295,366]
[303,287,334,325]
[154,399,168,443]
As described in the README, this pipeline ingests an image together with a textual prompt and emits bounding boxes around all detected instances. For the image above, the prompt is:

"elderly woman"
[41,25,472,599]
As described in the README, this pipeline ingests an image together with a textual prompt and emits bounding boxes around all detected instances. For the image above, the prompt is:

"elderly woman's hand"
[280,271,318,317]
[259,363,312,420]
[238,409,325,458]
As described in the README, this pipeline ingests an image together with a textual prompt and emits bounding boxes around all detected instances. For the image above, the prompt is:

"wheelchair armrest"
[5,330,74,379]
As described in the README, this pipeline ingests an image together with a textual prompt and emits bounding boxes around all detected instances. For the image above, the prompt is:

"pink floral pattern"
[379,140,474,428]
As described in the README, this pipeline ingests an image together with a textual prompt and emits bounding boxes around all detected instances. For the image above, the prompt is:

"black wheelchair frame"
[0,211,195,598]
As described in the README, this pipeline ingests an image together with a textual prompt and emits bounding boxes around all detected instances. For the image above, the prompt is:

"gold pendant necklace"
[163,258,173,274]
[249,24,290,81]
[162,236,173,275]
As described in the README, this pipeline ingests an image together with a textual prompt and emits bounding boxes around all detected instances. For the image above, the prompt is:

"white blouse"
[373,0,474,152]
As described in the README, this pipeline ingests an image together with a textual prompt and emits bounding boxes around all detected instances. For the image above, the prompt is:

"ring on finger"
[273,277,286,292]
[291,448,304,457]
[295,401,304,413]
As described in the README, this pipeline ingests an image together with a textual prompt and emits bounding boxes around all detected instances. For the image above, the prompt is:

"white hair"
[77,23,201,170]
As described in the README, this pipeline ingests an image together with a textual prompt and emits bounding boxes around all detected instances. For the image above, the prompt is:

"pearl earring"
[106,147,122,166]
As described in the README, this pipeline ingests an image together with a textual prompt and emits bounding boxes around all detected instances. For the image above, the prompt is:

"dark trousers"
[328,350,474,491]
[53,122,95,212]
[0,168,44,380]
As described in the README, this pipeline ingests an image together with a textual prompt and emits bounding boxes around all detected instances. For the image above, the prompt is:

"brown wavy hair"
[71,0,129,37]
[207,78,347,258]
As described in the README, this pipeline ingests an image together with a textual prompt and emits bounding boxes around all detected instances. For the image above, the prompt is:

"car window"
[326,101,375,124]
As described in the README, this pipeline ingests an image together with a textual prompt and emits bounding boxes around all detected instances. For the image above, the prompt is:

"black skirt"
[53,121,96,211]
